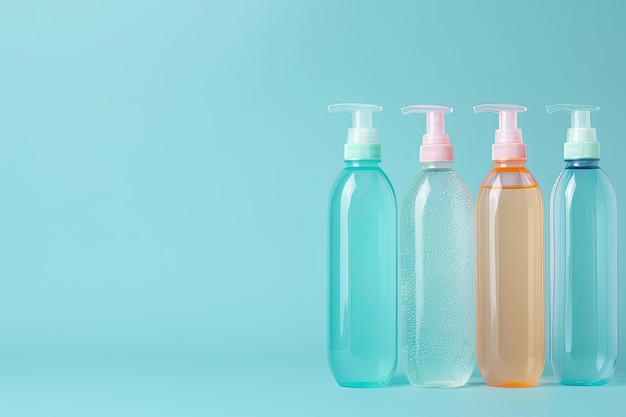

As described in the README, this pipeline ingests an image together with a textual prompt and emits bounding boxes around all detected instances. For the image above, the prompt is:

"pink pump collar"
[474,104,527,161]
[401,104,454,163]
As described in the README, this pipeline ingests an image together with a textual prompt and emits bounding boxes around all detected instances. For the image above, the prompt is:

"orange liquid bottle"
[474,104,545,387]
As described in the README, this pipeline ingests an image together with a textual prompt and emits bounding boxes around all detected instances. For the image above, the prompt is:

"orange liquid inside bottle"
[476,163,545,387]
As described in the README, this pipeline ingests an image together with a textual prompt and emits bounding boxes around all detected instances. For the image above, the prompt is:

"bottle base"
[560,379,609,386]
[486,381,538,388]
[409,380,467,389]
[336,381,389,388]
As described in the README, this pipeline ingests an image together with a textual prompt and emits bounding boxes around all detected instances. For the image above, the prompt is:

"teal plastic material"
[328,160,397,387]
[400,161,476,387]
[550,159,618,385]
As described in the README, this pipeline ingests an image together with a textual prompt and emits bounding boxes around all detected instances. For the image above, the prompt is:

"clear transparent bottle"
[328,160,398,387]
[399,105,475,388]
[401,161,476,388]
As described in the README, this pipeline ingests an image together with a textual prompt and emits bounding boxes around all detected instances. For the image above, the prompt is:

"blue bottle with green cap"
[547,104,618,385]
[327,103,397,387]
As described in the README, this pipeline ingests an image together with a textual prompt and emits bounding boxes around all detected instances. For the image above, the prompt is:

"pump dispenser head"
[401,104,454,162]
[546,104,600,160]
[474,104,527,161]
[328,103,382,161]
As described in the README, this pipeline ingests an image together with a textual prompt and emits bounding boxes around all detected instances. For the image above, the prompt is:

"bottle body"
[328,161,397,387]
[550,160,618,385]
[476,163,545,387]
[400,163,476,388]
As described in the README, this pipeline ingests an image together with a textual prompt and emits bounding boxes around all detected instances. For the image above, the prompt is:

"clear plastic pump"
[401,104,454,162]
[546,104,601,160]
[474,104,527,161]
[328,103,382,161]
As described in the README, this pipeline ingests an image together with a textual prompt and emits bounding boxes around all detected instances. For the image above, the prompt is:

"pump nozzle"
[328,103,383,161]
[474,103,527,161]
[401,104,454,162]
[546,104,600,160]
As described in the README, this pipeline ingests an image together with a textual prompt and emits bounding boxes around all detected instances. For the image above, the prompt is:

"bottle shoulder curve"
[598,167,617,194]
[550,169,568,202]
[482,166,539,189]
[329,166,396,206]
[551,166,616,204]
[402,169,474,211]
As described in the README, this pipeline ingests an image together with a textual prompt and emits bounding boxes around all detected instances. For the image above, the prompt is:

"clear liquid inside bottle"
[400,162,476,388]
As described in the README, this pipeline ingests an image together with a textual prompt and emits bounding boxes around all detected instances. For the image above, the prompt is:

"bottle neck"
[345,160,380,168]
[493,160,526,168]
[565,159,599,169]
[421,161,452,169]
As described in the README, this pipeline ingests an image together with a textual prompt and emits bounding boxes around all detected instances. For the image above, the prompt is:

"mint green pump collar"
[344,143,381,161]
[546,104,601,160]
[563,142,600,160]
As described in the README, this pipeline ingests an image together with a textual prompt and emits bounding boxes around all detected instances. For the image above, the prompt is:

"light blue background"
[0,1,624,416]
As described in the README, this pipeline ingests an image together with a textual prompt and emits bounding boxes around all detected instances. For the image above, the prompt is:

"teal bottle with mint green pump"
[327,103,397,388]
[547,104,618,386]
[399,105,476,388]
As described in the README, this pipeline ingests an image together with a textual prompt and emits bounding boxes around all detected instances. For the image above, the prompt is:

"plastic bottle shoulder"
[330,164,396,205]
[482,165,539,189]
[403,167,473,212]
[407,167,470,194]
[552,165,616,202]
